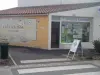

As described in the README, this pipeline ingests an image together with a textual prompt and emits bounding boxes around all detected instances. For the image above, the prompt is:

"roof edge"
[0,14,49,17]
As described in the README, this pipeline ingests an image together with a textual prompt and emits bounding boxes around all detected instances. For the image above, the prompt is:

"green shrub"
[93,40,100,53]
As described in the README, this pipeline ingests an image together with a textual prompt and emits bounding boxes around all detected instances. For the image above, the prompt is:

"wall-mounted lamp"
[37,20,40,23]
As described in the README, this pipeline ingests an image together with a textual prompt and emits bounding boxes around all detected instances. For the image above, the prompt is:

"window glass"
[61,22,90,43]
[52,16,60,21]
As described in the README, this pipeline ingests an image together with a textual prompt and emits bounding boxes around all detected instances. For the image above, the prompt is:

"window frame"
[60,21,91,44]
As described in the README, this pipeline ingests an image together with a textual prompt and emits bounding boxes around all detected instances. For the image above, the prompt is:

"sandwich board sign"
[67,39,83,60]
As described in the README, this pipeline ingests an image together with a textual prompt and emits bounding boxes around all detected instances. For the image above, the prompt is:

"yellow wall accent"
[10,15,49,49]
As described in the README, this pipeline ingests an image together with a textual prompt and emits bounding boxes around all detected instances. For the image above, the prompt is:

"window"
[61,22,90,43]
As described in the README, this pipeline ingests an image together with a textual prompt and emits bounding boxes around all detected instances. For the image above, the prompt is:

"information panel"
[0,18,37,43]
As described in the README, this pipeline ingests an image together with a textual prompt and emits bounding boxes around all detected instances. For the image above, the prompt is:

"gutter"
[0,14,49,17]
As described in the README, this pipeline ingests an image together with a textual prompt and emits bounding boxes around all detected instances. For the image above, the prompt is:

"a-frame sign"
[67,39,83,60]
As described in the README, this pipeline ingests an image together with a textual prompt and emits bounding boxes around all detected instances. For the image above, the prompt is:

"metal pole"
[67,51,70,59]
[72,52,76,60]
[82,47,83,58]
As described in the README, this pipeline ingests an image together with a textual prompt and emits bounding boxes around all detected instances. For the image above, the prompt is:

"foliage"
[93,39,100,53]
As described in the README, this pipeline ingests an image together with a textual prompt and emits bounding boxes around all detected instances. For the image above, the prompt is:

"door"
[51,22,60,48]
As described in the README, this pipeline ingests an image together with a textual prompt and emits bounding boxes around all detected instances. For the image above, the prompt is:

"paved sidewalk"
[0,67,13,75]
[91,60,100,67]
[9,47,68,65]
[0,47,99,75]
[9,47,96,66]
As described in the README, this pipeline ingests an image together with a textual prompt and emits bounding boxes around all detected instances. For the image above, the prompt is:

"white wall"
[50,6,100,49]
[18,0,60,7]
[51,7,97,17]
[93,6,100,40]
[93,17,100,40]
[18,0,100,7]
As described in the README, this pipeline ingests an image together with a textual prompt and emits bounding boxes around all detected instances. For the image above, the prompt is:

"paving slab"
[0,68,13,75]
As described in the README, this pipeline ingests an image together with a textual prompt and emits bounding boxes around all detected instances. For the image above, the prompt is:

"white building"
[18,0,100,7]
[17,1,100,49]
[50,3,100,49]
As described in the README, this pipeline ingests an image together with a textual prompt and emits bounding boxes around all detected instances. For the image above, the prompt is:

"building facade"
[0,2,100,50]
[50,6,100,49]
[18,0,100,7]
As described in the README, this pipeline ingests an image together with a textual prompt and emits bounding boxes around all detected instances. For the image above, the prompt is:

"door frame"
[48,15,61,50]
[51,21,60,48]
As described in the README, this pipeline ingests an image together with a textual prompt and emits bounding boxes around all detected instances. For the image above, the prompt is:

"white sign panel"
[70,39,80,52]
[0,18,37,43]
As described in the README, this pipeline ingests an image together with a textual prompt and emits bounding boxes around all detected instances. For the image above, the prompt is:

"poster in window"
[61,22,73,43]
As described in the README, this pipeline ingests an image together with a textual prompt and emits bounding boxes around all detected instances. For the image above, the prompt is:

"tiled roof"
[0,2,100,15]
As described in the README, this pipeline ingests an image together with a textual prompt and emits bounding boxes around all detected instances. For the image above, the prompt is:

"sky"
[0,0,100,10]
[0,0,17,10]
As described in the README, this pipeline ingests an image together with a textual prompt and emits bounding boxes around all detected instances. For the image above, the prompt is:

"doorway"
[51,22,60,48]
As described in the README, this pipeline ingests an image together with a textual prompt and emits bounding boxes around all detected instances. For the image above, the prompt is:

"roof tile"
[0,2,100,15]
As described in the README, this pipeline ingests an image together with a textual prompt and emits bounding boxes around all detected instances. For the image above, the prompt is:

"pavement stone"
[0,68,13,75]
